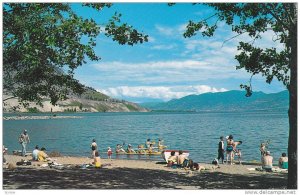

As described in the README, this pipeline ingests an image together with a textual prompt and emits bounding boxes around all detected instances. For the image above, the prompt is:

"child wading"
[107,147,112,159]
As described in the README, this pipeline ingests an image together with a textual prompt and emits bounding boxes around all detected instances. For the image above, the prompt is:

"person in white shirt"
[32,145,40,161]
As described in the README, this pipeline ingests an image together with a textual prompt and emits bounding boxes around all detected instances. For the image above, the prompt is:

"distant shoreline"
[3,110,288,120]
[3,115,83,120]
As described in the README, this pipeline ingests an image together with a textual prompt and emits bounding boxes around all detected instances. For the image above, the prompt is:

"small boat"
[161,150,189,162]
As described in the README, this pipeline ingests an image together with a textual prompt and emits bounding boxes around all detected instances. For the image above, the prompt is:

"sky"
[72,3,287,103]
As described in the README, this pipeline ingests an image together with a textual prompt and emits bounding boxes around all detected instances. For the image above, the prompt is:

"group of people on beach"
[217,135,242,165]
[17,129,52,162]
[89,138,166,168]
[259,142,288,171]
[167,150,205,171]
[90,139,102,168]
[215,134,288,170]
[12,129,288,172]
[114,138,166,154]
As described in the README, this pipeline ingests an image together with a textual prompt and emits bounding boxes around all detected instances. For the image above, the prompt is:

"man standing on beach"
[18,129,30,156]
[217,136,225,164]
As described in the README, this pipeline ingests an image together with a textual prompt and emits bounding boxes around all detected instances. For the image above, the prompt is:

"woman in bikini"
[226,135,234,165]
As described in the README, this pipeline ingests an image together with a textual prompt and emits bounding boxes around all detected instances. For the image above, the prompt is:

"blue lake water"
[3,111,288,163]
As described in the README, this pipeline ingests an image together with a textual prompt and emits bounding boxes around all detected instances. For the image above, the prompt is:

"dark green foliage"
[81,89,109,101]
[27,107,40,113]
[82,3,112,10]
[63,108,77,112]
[3,3,148,106]
[67,101,82,107]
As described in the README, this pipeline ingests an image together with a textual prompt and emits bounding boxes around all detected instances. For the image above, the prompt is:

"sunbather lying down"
[179,159,205,172]
[252,167,288,173]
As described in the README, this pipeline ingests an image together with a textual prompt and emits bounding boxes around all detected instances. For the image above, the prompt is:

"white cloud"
[93,60,211,72]
[155,24,187,38]
[98,85,228,101]
[151,44,177,50]
[91,59,249,86]
[155,25,174,36]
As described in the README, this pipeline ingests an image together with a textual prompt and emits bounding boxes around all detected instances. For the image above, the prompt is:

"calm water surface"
[3,111,288,163]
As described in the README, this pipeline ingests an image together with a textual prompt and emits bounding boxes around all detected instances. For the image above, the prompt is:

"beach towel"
[41,164,48,167]
[49,162,64,169]
[255,167,273,172]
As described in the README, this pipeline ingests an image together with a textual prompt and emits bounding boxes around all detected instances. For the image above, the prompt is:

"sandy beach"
[3,154,288,189]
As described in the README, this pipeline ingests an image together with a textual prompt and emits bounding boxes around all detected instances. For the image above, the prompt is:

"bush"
[27,107,40,113]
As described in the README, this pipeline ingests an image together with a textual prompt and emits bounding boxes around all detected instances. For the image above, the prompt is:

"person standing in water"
[19,129,30,156]
[107,147,112,159]
[260,143,267,164]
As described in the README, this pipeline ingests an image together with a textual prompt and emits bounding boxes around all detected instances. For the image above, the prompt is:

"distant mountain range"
[140,90,289,112]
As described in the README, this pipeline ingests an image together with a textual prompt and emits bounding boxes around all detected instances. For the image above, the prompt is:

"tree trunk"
[287,12,297,189]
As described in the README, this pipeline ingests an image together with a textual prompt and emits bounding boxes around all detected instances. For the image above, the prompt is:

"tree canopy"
[182,3,297,188]
[3,3,148,106]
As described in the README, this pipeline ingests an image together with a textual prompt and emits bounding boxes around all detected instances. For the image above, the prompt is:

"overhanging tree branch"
[264,4,291,31]
[221,31,247,47]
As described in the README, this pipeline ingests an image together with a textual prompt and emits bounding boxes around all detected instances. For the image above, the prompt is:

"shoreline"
[3,115,83,120]
[3,154,288,189]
